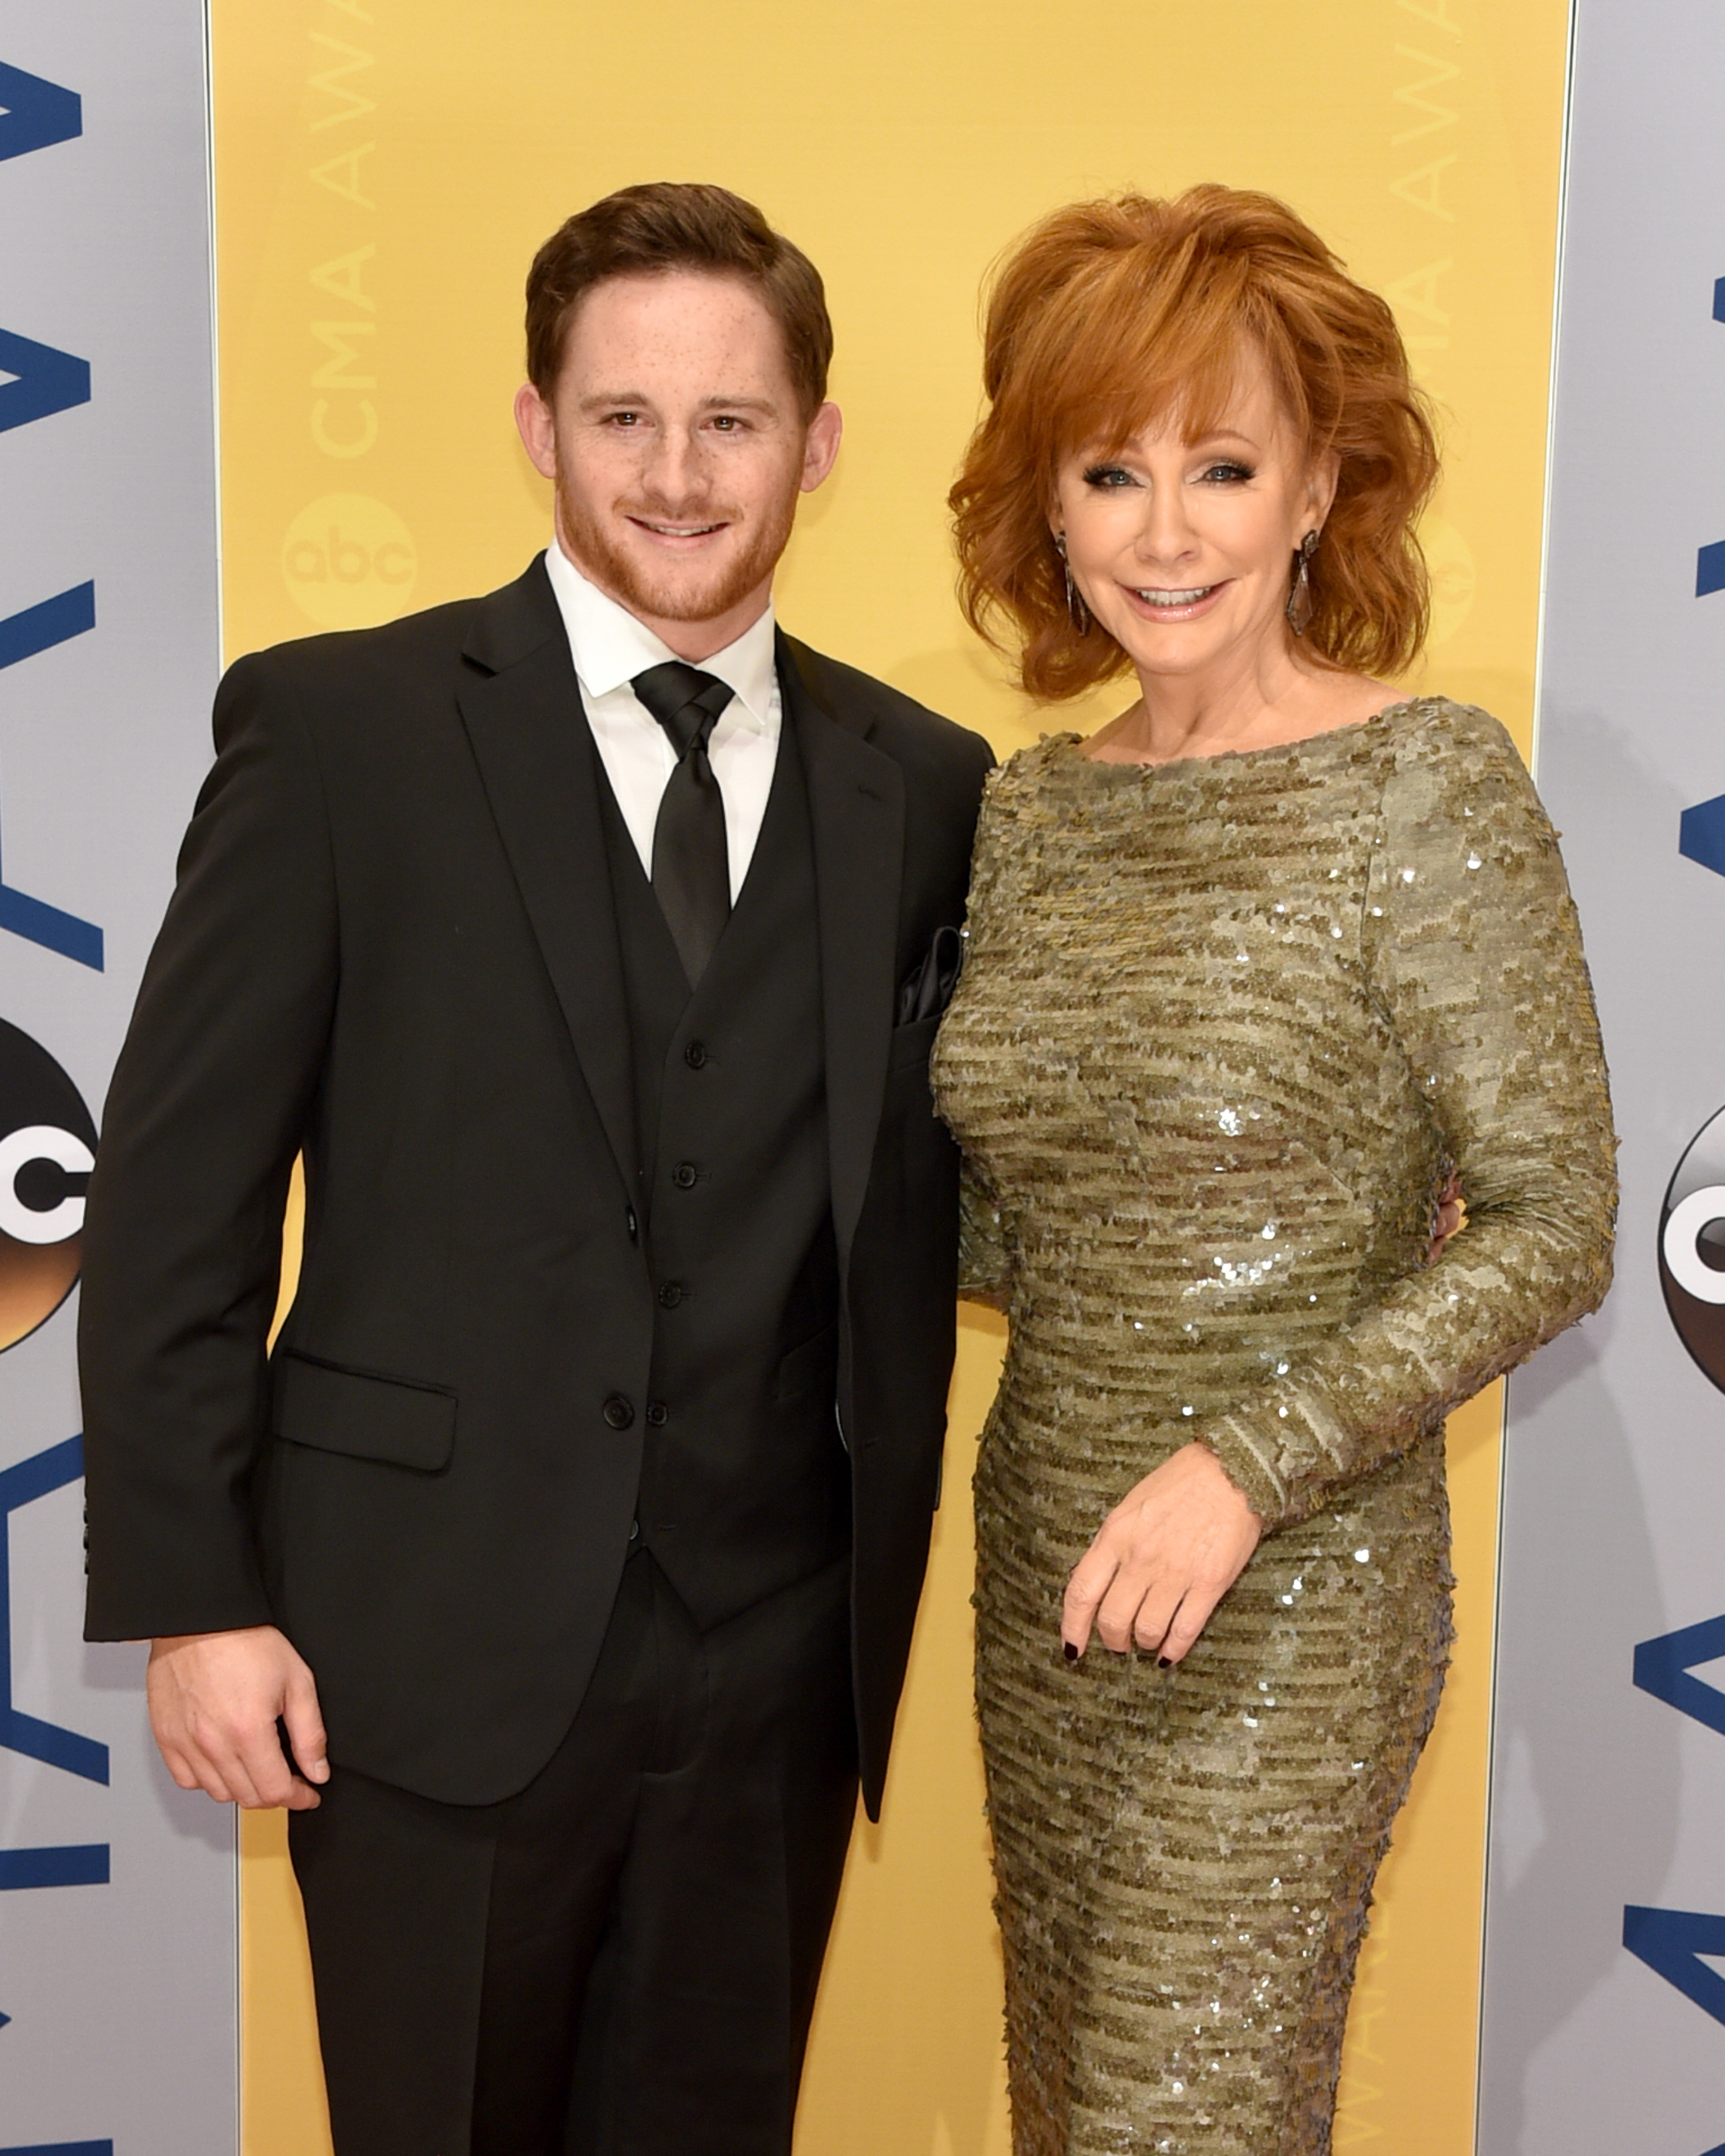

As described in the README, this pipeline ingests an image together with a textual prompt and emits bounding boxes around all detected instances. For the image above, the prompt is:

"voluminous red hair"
[950,186,1440,700]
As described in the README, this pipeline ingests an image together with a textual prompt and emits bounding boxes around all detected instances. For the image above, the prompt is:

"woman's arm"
[1064,702,1617,1660]
[942,762,1018,1308]
[957,1158,1011,1309]
[1202,702,1618,1531]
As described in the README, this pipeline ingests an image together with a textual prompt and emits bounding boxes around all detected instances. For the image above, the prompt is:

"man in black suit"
[79,182,992,2156]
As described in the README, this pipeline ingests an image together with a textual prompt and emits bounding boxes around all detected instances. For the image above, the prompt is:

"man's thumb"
[283,1663,329,1784]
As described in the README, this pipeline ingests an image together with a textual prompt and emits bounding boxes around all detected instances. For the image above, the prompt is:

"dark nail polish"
[1063,1642,1079,1662]
[1158,1655,1173,1669]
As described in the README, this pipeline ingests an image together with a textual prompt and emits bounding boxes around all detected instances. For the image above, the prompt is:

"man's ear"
[514,381,558,482]
[800,401,843,494]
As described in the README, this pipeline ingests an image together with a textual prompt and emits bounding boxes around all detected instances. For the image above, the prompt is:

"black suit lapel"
[456,562,639,1201]
[779,631,903,1270]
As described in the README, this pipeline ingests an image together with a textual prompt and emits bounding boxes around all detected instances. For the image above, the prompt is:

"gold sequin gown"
[931,698,1616,2156]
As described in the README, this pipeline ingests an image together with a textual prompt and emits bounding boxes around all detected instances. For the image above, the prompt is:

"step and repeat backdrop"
[0,7,233,2156]
[1484,4,1725,2152]
[13,1,1721,2152]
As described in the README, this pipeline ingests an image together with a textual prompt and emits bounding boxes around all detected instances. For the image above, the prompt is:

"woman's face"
[1050,347,1336,691]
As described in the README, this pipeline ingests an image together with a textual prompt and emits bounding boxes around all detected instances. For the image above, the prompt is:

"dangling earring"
[1285,529,1319,637]
[1054,531,1089,634]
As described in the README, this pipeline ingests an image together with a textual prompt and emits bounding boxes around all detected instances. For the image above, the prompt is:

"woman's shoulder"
[976,730,1085,811]
[1376,693,1524,771]
[996,729,1086,778]
[1372,694,1559,867]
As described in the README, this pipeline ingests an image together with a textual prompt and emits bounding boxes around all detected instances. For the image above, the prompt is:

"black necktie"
[632,661,735,985]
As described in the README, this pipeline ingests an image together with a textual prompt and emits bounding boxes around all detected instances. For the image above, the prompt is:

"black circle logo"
[0,1019,95,1352]
[1659,1101,1725,1392]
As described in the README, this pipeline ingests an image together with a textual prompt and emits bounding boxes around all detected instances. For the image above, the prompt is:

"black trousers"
[288,1549,860,2156]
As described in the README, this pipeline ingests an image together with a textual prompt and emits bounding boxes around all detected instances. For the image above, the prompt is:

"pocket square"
[897,924,964,1025]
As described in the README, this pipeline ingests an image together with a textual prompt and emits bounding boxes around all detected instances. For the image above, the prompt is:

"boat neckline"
[1058,695,1432,775]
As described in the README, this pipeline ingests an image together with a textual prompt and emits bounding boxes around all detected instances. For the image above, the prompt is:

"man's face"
[515,271,841,659]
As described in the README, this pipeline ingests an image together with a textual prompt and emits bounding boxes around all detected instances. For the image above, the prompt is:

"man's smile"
[627,514,733,544]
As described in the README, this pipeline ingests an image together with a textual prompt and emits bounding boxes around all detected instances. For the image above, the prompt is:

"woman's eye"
[1081,464,1134,489]
[1199,461,1254,485]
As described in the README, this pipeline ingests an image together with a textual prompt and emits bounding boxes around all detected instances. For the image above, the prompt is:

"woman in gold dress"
[931,187,1616,2155]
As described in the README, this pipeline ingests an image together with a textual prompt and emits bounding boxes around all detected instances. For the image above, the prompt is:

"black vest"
[595,702,848,1626]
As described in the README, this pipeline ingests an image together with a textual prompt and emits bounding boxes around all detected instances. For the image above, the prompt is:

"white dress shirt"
[543,541,781,902]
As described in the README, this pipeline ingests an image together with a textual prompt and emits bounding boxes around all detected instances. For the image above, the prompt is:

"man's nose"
[641,426,708,504]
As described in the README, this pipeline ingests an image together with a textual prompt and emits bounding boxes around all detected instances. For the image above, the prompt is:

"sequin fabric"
[931,698,1616,2155]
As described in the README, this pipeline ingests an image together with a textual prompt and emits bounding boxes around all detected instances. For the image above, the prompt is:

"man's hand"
[147,1625,329,1810]
[1063,1442,1262,1666]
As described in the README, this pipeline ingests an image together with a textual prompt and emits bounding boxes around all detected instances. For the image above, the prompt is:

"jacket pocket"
[774,1321,839,1402]
[886,1010,942,1074]
[270,1349,456,1473]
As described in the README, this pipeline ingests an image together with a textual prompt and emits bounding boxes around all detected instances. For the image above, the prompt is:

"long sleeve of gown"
[958,1158,1010,1301]
[945,767,1014,1303]
[1202,705,1618,1531]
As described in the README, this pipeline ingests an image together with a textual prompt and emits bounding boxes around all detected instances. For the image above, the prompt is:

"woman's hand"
[1429,1169,1464,1261]
[1063,1442,1263,1665]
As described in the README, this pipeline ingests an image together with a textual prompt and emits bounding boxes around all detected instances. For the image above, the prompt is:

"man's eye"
[606,411,641,427]
[710,414,744,432]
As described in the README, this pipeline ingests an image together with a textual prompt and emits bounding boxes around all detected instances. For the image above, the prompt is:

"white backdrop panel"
[0,7,232,2154]
[1484,4,1725,2152]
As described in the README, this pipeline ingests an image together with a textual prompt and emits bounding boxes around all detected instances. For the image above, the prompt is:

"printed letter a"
[0,62,81,163]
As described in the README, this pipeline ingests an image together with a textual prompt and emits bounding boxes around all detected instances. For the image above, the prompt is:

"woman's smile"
[1118,578,1229,621]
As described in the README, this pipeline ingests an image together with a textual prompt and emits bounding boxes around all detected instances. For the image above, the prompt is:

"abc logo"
[281,493,417,632]
[0,1019,95,1353]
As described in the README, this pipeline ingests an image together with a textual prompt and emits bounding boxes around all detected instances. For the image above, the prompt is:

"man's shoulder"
[228,561,550,700]
[780,634,994,780]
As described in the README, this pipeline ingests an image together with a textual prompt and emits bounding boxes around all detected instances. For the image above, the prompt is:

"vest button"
[601,1394,634,1430]
[646,1400,668,1428]
[684,1040,709,1068]
[671,1161,698,1189]
[657,1282,684,1309]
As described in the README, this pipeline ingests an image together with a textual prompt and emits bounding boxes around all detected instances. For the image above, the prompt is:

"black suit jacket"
[80,559,993,1813]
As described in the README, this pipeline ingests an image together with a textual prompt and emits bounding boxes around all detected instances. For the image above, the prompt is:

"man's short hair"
[525,182,834,417]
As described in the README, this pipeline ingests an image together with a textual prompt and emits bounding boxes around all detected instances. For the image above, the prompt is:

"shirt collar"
[543,541,777,734]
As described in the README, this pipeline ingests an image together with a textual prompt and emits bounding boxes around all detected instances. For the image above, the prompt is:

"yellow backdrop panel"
[211,2,1570,2150]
